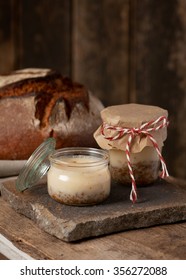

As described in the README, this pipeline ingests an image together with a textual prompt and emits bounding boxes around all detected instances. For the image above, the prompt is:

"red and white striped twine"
[101,116,169,203]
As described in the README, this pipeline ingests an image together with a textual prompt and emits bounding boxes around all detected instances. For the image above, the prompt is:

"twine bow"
[101,116,169,203]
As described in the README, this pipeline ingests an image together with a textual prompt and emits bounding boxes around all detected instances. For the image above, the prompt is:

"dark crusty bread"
[0,68,104,160]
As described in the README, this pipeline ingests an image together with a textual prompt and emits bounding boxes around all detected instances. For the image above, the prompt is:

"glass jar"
[47,147,111,206]
[109,146,161,185]
[16,139,111,206]
[94,103,169,190]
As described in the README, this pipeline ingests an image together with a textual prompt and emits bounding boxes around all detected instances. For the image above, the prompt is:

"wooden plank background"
[0,0,185,179]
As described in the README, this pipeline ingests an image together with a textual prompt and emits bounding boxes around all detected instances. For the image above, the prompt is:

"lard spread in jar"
[47,147,111,206]
[94,103,169,202]
[16,139,111,206]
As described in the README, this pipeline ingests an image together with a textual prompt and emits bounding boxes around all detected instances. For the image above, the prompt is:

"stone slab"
[0,178,186,242]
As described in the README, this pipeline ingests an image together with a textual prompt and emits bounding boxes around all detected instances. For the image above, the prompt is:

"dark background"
[0,0,185,179]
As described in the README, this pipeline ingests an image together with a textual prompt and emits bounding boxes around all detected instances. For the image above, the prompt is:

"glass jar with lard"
[94,103,169,202]
[16,138,111,206]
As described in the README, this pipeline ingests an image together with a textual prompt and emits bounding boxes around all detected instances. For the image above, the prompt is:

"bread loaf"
[0,68,104,160]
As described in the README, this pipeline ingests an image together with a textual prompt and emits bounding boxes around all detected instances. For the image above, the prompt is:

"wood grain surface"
[72,0,130,106]
[0,0,185,179]
[130,0,186,180]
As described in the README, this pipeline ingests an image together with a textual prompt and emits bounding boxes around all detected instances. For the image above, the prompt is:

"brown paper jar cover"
[94,103,168,186]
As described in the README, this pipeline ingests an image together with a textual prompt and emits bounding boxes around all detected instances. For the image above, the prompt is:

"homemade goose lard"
[47,148,111,206]
[94,103,169,202]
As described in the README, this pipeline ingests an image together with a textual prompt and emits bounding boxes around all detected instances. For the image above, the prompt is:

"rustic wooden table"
[0,177,186,260]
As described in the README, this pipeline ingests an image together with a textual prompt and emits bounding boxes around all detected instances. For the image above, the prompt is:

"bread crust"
[0,69,103,159]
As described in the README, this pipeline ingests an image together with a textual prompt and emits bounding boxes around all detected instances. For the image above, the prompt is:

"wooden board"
[0,0,15,73]
[0,1,185,180]
[0,0,186,183]
[19,0,71,74]
[0,178,185,242]
[0,233,33,260]
[130,0,186,179]
[72,0,130,106]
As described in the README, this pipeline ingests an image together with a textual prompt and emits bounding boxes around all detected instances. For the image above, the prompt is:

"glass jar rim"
[49,147,109,167]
